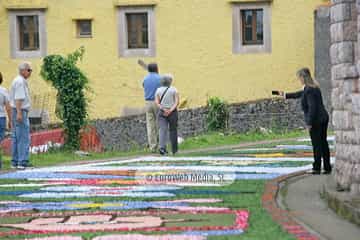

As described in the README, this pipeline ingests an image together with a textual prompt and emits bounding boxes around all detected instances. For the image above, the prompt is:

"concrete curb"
[262,171,322,240]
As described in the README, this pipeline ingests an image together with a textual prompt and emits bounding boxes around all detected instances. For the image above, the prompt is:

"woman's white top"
[155,86,178,109]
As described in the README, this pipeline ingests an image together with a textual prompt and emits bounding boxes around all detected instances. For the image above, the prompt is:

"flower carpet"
[0,138,334,239]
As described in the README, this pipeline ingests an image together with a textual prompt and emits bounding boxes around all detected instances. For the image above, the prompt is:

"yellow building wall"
[0,0,326,120]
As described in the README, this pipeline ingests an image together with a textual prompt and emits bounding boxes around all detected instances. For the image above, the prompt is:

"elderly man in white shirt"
[10,62,32,169]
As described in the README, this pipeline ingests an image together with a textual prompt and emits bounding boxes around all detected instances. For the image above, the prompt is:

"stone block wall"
[93,98,304,151]
[330,0,360,195]
[228,99,304,133]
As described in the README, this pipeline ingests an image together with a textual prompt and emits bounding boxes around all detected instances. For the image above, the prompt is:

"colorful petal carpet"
[0,138,334,240]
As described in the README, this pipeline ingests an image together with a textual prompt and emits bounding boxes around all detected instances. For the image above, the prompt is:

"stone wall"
[330,0,360,195]
[228,99,304,133]
[93,98,304,151]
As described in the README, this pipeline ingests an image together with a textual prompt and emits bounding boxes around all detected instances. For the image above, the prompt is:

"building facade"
[0,0,324,120]
[330,0,360,195]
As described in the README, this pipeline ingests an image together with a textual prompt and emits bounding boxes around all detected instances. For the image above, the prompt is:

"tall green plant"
[206,96,229,131]
[40,47,89,150]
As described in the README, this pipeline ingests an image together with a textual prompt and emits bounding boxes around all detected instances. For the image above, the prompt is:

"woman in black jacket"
[280,68,331,175]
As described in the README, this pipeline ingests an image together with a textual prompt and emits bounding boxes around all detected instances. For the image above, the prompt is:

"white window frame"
[117,6,156,57]
[9,10,47,59]
[232,3,271,54]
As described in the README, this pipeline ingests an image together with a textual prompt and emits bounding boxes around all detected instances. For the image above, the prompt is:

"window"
[232,3,271,54]
[126,13,148,49]
[18,16,40,51]
[9,10,47,58]
[241,9,263,45]
[118,6,156,57]
[77,20,92,38]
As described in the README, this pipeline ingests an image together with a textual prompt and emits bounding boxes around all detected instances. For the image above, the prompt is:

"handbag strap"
[159,87,170,104]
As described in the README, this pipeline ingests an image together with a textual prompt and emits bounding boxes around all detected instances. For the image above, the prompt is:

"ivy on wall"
[40,47,89,150]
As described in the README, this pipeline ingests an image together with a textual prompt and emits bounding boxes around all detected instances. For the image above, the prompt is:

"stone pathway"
[283,175,360,240]
[263,172,322,240]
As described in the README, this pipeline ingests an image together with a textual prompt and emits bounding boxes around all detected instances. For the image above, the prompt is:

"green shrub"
[40,47,90,150]
[206,96,229,131]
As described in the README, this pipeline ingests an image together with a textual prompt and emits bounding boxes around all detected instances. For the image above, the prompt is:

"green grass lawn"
[179,129,307,150]
[0,180,296,240]
[0,129,311,239]
[0,129,309,171]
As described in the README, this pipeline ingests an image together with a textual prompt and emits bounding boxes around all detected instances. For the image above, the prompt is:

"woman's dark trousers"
[158,110,178,154]
[309,120,331,172]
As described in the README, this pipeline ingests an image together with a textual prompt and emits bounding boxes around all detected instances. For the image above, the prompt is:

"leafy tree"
[41,47,89,150]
